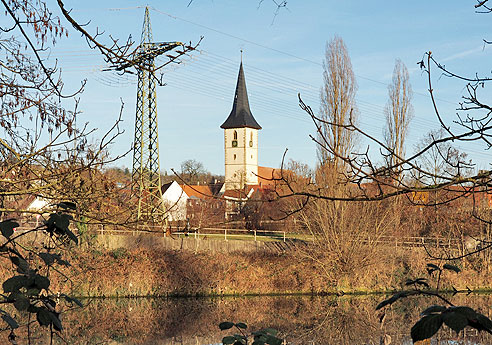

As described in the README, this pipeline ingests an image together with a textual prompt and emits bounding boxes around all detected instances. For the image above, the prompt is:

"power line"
[148,7,458,105]
[38,37,488,160]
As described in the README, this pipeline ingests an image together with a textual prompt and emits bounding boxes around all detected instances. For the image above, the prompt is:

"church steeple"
[220,62,261,130]
[221,60,261,191]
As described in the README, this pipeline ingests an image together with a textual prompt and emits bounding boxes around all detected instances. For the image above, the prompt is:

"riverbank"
[36,242,492,297]
[2,236,489,298]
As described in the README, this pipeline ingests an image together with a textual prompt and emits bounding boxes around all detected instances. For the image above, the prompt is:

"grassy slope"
[33,246,492,297]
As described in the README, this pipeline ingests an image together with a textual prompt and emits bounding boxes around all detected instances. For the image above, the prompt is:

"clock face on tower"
[221,61,261,190]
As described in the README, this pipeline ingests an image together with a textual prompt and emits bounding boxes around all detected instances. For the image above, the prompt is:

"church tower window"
[220,60,262,191]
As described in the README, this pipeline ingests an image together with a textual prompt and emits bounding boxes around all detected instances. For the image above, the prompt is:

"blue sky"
[52,1,492,175]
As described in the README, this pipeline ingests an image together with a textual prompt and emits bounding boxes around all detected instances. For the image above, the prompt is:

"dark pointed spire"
[220,62,261,130]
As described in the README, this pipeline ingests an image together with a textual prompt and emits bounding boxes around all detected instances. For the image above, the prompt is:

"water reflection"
[5,294,492,344]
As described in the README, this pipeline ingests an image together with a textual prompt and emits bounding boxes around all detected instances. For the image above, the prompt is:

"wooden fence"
[12,221,474,250]
[93,225,466,249]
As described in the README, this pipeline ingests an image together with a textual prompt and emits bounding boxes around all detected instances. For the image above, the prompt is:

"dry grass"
[0,245,481,298]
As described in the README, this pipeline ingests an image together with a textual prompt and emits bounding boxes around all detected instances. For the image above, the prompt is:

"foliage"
[219,321,283,345]
[411,306,492,342]
[376,261,492,343]
[0,202,83,342]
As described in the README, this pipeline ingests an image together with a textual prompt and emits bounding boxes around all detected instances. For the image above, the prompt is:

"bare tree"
[384,59,414,179]
[412,129,472,186]
[180,159,206,184]
[318,36,358,170]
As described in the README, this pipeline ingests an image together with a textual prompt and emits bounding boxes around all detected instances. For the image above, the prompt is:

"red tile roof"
[181,185,213,199]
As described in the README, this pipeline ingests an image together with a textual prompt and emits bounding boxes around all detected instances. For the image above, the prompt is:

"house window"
[234,154,236,160]
[232,131,238,147]
[249,132,253,147]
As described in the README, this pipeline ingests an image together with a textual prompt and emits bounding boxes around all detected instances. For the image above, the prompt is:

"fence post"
[225,228,227,241]
[254,230,257,241]
[283,232,286,243]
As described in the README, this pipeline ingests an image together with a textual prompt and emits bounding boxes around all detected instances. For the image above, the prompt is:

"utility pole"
[130,7,181,226]
[103,6,198,227]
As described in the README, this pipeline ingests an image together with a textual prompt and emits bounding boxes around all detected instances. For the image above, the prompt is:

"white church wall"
[224,128,259,190]
[162,181,188,221]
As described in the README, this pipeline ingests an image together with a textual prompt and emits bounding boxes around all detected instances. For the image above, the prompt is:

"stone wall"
[95,233,295,253]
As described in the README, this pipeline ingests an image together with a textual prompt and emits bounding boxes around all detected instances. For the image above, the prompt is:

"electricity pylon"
[130,7,182,225]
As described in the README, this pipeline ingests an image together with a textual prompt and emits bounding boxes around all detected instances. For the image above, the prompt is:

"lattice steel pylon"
[130,7,182,225]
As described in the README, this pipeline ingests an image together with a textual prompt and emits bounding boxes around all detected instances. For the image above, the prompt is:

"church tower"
[221,61,261,191]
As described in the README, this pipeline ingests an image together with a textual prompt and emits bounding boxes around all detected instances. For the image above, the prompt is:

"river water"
[11,294,492,344]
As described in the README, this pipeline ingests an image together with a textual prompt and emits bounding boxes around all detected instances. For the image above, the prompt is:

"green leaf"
[26,288,41,296]
[42,253,70,267]
[50,312,63,331]
[44,298,56,311]
[58,201,76,210]
[443,311,468,334]
[27,304,40,313]
[62,294,83,307]
[405,278,429,288]
[452,306,477,319]
[36,308,52,327]
[46,213,72,233]
[222,336,236,344]
[251,340,265,345]
[12,293,30,311]
[265,335,283,345]
[228,334,245,345]
[422,305,448,315]
[376,291,409,310]
[3,275,28,293]
[261,328,278,336]
[1,314,19,329]
[39,253,55,266]
[34,275,50,290]
[475,313,492,331]
[219,321,235,330]
[426,263,440,270]
[0,219,18,239]
[411,314,443,342]
[233,334,245,340]
[64,227,79,244]
[10,256,29,273]
[443,264,461,273]
[235,322,247,329]
[52,253,70,266]
[254,334,268,343]
[46,213,78,244]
